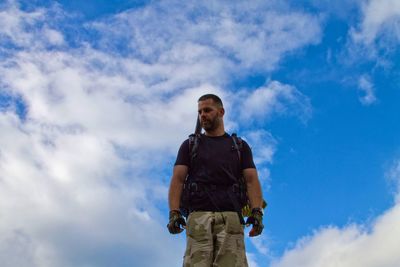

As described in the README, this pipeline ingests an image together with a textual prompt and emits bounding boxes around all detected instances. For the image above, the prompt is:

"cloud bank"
[271,180,400,267]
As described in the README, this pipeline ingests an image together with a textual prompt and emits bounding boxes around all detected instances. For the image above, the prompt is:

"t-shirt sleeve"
[241,140,256,169]
[174,139,190,166]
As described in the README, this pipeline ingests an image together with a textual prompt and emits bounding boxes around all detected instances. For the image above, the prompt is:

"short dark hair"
[198,94,223,107]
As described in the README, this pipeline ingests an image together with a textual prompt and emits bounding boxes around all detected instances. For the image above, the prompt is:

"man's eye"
[198,108,212,114]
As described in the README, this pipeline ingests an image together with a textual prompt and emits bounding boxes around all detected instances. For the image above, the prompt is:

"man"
[167,94,264,267]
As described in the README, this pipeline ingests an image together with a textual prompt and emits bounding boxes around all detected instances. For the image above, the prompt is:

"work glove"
[245,208,264,237]
[242,199,267,218]
[167,210,186,234]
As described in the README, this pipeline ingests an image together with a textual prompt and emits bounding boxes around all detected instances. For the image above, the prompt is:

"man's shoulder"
[229,133,251,146]
[180,138,190,146]
[231,135,253,151]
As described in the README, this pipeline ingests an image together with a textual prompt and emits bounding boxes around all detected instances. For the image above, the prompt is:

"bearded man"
[167,94,264,267]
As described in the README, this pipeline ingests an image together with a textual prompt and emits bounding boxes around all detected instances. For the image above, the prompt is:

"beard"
[201,116,219,131]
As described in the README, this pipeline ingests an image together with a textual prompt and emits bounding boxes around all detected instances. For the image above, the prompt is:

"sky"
[1,0,400,266]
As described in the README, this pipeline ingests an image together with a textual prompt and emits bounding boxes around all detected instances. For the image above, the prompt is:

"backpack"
[179,132,249,220]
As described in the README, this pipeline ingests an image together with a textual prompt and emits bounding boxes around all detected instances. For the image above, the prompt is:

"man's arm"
[168,165,189,211]
[243,168,263,209]
[243,167,264,237]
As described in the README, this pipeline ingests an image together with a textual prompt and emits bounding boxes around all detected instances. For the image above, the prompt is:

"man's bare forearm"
[243,168,263,209]
[168,165,188,211]
[168,176,184,211]
[247,178,263,209]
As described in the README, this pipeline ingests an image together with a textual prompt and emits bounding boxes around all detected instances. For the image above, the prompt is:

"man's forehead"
[198,99,218,108]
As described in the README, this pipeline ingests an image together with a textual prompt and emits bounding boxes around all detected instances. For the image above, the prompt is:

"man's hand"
[167,210,186,234]
[245,208,264,237]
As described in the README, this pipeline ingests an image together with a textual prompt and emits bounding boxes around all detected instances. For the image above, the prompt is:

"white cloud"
[0,1,321,266]
[339,0,400,106]
[352,0,400,45]
[42,27,65,46]
[0,1,62,49]
[239,81,312,123]
[271,157,400,267]
[91,0,322,73]
[358,74,377,105]
[0,111,185,267]
[250,235,271,256]
[247,252,260,267]
[348,0,400,65]
[271,205,400,267]
[244,130,277,166]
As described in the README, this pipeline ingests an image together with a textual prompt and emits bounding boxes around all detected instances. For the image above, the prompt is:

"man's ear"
[219,108,225,117]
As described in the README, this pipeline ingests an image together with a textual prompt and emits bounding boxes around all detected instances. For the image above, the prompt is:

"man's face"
[198,99,224,131]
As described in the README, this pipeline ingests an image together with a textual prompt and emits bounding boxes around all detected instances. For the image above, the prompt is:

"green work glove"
[167,210,186,234]
[245,208,264,237]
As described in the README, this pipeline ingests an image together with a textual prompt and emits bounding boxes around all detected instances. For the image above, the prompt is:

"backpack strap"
[231,133,243,163]
[180,133,201,217]
[188,133,201,166]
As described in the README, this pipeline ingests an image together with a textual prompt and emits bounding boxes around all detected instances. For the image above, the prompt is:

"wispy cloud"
[358,74,377,105]
[238,81,312,124]
[351,0,400,46]
[91,0,322,73]
[385,158,400,203]
[347,0,400,65]
[250,235,271,256]
[338,0,400,106]
[247,252,260,267]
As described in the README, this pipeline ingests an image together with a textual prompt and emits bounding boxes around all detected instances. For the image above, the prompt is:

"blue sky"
[1,0,400,266]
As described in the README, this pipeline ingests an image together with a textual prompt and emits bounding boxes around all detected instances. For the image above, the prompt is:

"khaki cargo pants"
[183,211,248,267]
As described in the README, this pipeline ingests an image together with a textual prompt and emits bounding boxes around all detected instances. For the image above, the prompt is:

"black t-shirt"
[174,132,256,211]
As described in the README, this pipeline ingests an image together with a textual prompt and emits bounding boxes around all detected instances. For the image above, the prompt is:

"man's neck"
[204,128,225,137]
